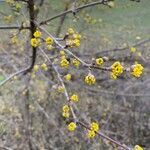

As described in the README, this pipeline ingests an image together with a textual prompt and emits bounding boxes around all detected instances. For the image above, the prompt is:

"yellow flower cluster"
[67,28,75,35]
[4,15,13,23]
[64,74,72,81]
[70,94,78,102]
[60,57,69,68]
[83,13,97,24]
[131,62,144,78]
[60,50,65,56]
[62,105,70,118]
[6,0,21,11]
[66,28,81,48]
[87,130,96,138]
[72,59,80,68]
[33,64,49,72]
[90,122,99,132]
[134,145,143,150]
[45,37,53,45]
[85,73,96,85]
[15,3,21,11]
[11,35,18,44]
[45,37,54,50]
[130,47,136,53]
[66,39,80,48]
[96,57,104,66]
[33,30,41,38]
[31,38,40,47]
[111,61,123,79]
[33,65,39,72]
[5,0,14,5]
[41,63,48,71]
[87,122,99,138]
[31,30,41,47]
[68,122,76,131]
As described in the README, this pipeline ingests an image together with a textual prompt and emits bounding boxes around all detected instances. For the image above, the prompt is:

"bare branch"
[39,0,106,25]
[0,25,30,30]
[78,121,131,150]
[0,66,30,87]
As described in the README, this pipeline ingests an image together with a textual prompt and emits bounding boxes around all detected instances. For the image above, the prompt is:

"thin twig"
[0,25,30,30]
[38,25,111,72]
[78,121,131,150]
[39,0,105,25]
[0,66,30,87]
[0,146,13,150]
[39,47,78,122]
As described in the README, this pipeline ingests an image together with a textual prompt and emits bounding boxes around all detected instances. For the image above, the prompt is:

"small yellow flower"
[15,3,21,11]
[110,72,117,80]
[62,105,70,112]
[4,15,13,23]
[90,122,99,132]
[64,74,72,81]
[33,30,41,38]
[111,61,123,77]
[73,33,81,40]
[68,122,76,131]
[62,105,70,118]
[60,50,65,56]
[72,59,80,68]
[131,62,144,78]
[31,38,40,47]
[130,47,136,53]
[47,45,53,51]
[11,36,18,44]
[33,65,39,72]
[60,58,69,68]
[67,28,75,35]
[73,39,80,47]
[85,73,96,85]
[41,63,48,71]
[70,94,78,102]
[66,39,74,47]
[96,57,104,66]
[87,130,96,138]
[134,145,143,150]
[57,86,65,93]
[66,39,80,47]
[62,112,70,118]
[45,37,53,45]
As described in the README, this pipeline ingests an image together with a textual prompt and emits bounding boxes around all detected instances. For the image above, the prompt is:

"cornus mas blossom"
[64,74,72,81]
[68,122,76,131]
[96,57,104,66]
[33,30,41,38]
[28,27,144,148]
[84,73,96,85]
[60,58,70,68]
[134,145,143,150]
[45,37,53,45]
[131,62,144,78]
[62,105,70,118]
[70,94,79,102]
[110,61,123,79]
